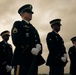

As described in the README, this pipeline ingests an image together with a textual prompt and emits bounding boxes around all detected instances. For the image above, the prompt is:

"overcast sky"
[0,0,76,74]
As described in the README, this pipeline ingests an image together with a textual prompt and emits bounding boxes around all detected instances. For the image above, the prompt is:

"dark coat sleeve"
[11,21,27,47]
[68,47,76,63]
[11,21,42,54]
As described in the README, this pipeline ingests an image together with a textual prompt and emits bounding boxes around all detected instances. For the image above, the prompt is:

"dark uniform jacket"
[68,46,76,74]
[11,20,45,66]
[46,31,68,67]
[0,41,13,69]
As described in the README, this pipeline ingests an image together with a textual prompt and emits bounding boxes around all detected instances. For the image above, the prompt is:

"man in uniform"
[68,36,76,75]
[0,30,13,75]
[46,19,68,75]
[11,4,45,75]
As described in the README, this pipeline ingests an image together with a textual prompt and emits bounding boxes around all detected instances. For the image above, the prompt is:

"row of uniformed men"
[0,4,76,75]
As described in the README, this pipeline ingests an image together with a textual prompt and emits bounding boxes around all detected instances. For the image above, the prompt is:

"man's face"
[52,25,61,32]
[73,41,76,45]
[2,35,10,42]
[21,12,33,21]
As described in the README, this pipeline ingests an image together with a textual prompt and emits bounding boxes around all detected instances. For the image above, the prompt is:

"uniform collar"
[23,20,30,24]
[4,41,8,44]
[2,40,8,44]
[73,44,76,48]
[53,30,59,34]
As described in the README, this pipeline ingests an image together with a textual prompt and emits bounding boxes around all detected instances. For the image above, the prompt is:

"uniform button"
[8,51,10,53]
[8,54,10,56]
[56,36,58,38]
[26,29,28,31]
[62,43,64,45]
[3,45,5,47]
[35,40,37,42]
[3,50,5,52]
[69,52,72,54]
[49,39,52,41]
[35,35,36,37]
[57,39,59,41]
[21,45,24,49]
[26,33,29,37]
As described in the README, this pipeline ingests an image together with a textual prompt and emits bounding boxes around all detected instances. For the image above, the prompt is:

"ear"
[20,12,24,17]
[20,13,23,16]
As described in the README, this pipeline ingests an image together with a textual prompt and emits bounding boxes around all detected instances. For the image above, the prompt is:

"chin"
[29,18,32,21]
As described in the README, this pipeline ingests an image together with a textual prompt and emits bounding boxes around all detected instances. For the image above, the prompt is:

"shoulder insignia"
[13,28,18,33]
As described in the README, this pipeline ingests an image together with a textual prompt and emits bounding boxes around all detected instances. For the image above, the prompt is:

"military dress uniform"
[46,19,68,75]
[0,41,13,75]
[68,36,76,75]
[11,20,45,75]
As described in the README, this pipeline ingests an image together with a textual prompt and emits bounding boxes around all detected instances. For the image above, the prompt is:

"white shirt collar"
[23,20,30,24]
[3,40,8,44]
[53,30,59,34]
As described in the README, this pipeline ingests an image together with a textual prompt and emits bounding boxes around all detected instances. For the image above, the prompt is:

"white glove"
[31,48,40,55]
[64,54,67,58]
[61,57,66,62]
[36,44,41,51]
[6,65,12,72]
